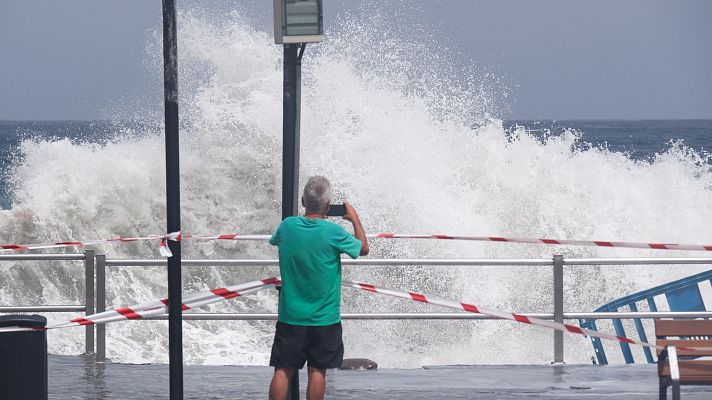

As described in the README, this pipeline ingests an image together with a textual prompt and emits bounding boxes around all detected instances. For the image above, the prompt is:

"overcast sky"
[1,0,710,120]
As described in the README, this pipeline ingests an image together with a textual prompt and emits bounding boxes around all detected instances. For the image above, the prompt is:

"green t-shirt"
[270,216,362,326]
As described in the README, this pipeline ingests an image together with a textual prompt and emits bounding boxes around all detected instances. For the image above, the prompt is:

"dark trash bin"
[0,315,48,400]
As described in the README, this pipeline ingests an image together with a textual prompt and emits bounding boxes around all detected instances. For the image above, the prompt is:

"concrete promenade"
[49,355,712,399]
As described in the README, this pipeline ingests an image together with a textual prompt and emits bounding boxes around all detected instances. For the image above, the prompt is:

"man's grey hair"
[303,176,332,213]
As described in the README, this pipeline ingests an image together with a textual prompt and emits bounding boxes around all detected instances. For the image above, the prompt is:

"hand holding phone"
[343,201,359,223]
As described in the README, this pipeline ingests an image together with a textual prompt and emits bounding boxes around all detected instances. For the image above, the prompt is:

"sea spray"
[1,10,712,367]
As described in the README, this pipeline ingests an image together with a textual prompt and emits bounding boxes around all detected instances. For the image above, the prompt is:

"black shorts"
[269,321,344,370]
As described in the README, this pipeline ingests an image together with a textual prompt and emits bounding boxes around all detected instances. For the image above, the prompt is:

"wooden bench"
[656,320,712,400]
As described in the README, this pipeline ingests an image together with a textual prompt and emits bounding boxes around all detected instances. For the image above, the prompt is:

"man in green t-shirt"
[268,176,369,400]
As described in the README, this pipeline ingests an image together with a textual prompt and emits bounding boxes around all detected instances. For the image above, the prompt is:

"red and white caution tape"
[183,233,712,252]
[342,279,671,352]
[186,233,712,252]
[2,273,706,354]
[0,276,280,333]
[0,232,183,256]
[371,233,712,252]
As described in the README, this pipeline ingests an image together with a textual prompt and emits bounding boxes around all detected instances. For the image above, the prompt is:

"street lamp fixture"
[274,0,324,44]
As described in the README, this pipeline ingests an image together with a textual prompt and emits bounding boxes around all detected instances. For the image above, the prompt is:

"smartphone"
[326,204,346,217]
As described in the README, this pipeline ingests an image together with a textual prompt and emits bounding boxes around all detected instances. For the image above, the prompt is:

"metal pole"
[553,254,564,364]
[162,0,183,398]
[84,250,95,355]
[282,42,304,400]
[96,254,106,362]
[282,43,302,220]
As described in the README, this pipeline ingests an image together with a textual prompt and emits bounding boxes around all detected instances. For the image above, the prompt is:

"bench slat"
[655,320,712,337]
[658,360,712,377]
[656,339,712,356]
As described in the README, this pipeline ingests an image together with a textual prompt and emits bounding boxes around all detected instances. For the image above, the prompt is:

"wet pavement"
[48,355,712,399]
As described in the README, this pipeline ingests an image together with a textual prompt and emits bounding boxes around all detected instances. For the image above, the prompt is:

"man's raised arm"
[344,201,369,256]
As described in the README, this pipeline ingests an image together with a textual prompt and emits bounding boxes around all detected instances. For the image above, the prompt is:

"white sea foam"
[2,10,712,367]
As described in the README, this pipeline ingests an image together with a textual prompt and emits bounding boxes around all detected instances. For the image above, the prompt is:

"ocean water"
[2,10,712,369]
[3,119,710,210]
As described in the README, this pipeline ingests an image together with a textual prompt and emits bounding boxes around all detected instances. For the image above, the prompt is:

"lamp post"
[274,1,323,398]
[162,0,183,399]
[274,0,324,219]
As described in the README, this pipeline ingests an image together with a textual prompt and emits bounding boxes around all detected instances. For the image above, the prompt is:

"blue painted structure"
[579,269,712,365]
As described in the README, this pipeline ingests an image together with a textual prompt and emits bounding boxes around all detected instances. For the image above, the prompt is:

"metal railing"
[0,251,95,354]
[96,256,712,363]
[3,253,712,364]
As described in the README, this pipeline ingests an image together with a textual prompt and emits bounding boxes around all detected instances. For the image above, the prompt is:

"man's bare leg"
[306,366,326,400]
[269,368,295,400]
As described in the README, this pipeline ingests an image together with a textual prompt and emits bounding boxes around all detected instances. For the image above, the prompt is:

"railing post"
[83,250,95,355]
[96,254,106,362]
[553,254,564,364]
